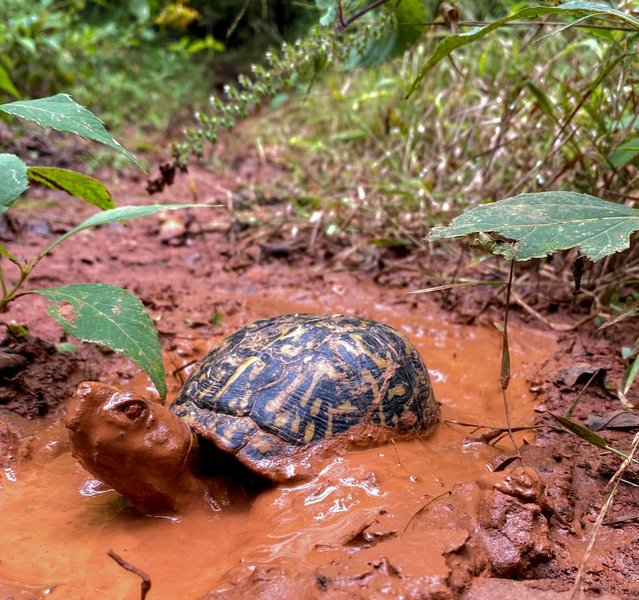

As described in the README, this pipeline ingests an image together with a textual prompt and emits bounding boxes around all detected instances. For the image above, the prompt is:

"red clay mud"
[1,162,638,599]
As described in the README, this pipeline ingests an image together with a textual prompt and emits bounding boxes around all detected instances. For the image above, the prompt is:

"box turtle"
[66,314,438,512]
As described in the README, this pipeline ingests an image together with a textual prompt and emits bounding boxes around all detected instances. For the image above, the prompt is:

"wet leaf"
[42,204,205,255]
[547,411,609,450]
[548,412,639,464]
[493,455,521,472]
[0,154,28,215]
[586,411,639,432]
[408,1,639,95]
[428,191,639,262]
[556,363,606,387]
[0,95,142,170]
[27,166,116,210]
[36,284,166,400]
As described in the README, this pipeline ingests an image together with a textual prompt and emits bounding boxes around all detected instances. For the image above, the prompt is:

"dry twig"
[108,549,152,600]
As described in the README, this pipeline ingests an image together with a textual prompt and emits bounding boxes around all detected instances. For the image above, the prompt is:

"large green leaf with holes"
[428,191,639,262]
[36,284,166,400]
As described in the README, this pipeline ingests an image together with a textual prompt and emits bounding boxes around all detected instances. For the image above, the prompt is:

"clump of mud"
[0,333,81,417]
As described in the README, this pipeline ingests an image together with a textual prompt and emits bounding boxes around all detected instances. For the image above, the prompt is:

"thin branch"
[225,0,249,39]
[337,0,346,29]
[108,550,152,600]
[336,0,394,32]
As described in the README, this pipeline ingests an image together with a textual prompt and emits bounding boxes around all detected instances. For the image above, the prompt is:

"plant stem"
[0,261,7,299]
[501,260,521,460]
[0,258,35,312]
[336,0,395,32]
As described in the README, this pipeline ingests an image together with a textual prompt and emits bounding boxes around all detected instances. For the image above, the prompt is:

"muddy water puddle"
[0,289,556,599]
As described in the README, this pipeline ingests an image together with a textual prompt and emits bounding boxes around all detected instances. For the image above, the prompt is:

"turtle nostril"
[119,400,148,422]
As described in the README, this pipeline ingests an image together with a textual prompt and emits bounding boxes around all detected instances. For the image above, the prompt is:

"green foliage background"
[0,0,315,130]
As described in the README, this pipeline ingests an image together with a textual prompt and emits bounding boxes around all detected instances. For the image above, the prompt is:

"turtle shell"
[171,314,438,480]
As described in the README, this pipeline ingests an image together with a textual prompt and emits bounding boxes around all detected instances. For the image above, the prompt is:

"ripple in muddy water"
[0,290,556,599]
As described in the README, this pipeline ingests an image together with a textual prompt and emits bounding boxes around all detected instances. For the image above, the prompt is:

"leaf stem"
[0,262,7,300]
[0,264,32,312]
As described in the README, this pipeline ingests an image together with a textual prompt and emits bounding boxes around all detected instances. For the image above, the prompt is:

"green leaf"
[0,94,142,170]
[7,323,29,337]
[0,64,20,99]
[127,0,151,21]
[608,136,639,170]
[347,0,428,68]
[427,191,639,262]
[619,353,639,403]
[547,412,608,449]
[55,342,78,354]
[547,411,638,462]
[524,80,559,124]
[27,166,116,210]
[42,203,204,256]
[408,1,639,95]
[36,284,167,400]
[316,0,337,26]
[0,154,29,215]
[186,35,225,54]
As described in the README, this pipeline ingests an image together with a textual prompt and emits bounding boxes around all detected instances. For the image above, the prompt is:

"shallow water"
[0,289,556,599]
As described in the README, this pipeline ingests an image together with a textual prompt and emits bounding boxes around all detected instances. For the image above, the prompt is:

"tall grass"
[248,24,637,243]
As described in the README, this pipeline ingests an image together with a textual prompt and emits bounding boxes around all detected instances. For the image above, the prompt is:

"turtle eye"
[118,400,148,422]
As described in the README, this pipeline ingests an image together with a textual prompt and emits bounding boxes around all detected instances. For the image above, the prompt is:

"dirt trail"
[0,163,638,599]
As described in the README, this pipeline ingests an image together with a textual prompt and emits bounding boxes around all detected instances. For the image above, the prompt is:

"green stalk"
[0,255,36,312]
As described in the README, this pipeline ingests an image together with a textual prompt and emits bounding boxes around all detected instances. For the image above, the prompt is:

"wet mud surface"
[1,159,638,599]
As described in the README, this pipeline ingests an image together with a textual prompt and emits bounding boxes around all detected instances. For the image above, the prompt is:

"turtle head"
[65,382,197,513]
